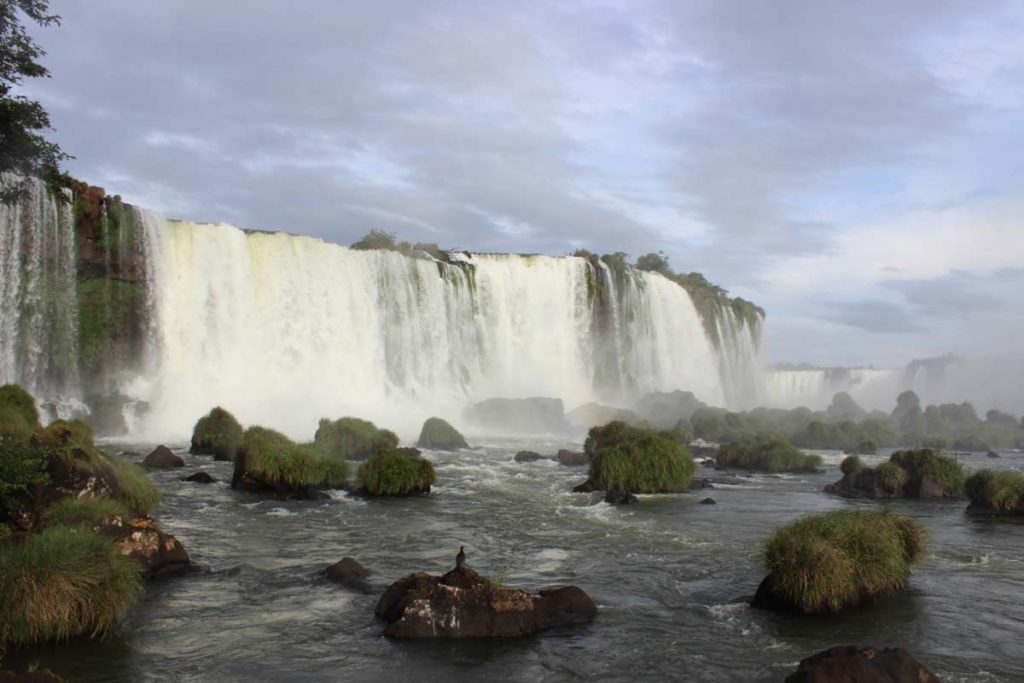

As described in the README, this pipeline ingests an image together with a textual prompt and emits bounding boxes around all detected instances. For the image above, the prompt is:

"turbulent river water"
[9,440,1024,682]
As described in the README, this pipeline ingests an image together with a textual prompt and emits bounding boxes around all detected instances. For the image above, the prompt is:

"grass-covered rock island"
[715,436,822,473]
[827,449,965,499]
[752,510,927,614]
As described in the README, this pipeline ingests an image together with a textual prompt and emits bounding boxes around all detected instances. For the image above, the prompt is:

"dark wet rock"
[181,471,217,483]
[784,645,941,682]
[375,566,596,638]
[689,478,713,490]
[115,521,194,580]
[986,450,1001,458]
[324,557,372,593]
[750,575,799,614]
[416,417,469,451]
[514,450,543,463]
[142,445,184,469]
[701,458,716,467]
[699,497,716,505]
[572,480,596,493]
[604,489,638,505]
[556,449,588,467]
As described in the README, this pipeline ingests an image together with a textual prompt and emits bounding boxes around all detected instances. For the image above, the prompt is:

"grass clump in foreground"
[0,526,143,648]
[761,510,926,614]
[190,407,244,461]
[965,469,1024,514]
[103,457,161,515]
[357,449,437,496]
[584,421,694,493]
[314,417,399,460]
[716,436,822,473]
[238,426,349,490]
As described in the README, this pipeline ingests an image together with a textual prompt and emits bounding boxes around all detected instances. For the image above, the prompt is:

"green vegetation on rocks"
[357,448,437,496]
[757,510,926,614]
[829,449,963,499]
[105,458,161,515]
[190,407,244,461]
[236,426,349,491]
[0,384,41,429]
[42,498,132,529]
[583,421,694,493]
[716,436,822,473]
[314,417,399,461]
[0,526,143,648]
[965,469,1024,515]
[416,417,468,450]
[890,448,965,495]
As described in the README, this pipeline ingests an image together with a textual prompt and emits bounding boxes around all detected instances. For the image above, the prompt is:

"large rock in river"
[143,445,184,469]
[115,519,193,580]
[416,417,469,450]
[784,645,940,683]
[464,397,568,434]
[375,566,595,638]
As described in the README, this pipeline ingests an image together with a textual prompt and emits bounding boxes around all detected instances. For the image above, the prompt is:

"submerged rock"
[375,566,595,638]
[324,557,372,593]
[181,471,217,483]
[514,450,544,463]
[143,445,184,469]
[556,449,588,467]
[986,450,1001,459]
[699,497,716,505]
[784,645,940,683]
[604,488,638,504]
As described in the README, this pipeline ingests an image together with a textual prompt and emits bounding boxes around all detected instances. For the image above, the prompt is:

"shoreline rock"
[142,445,184,469]
[785,645,940,682]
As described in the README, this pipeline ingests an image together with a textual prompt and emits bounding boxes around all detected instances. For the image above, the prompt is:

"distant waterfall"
[763,367,900,411]
[0,177,83,418]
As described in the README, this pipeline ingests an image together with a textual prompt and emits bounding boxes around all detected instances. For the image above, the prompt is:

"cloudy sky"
[22,0,1024,367]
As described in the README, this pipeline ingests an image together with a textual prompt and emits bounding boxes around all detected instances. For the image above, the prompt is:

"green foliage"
[105,457,160,515]
[762,510,926,613]
[241,426,349,489]
[716,436,822,473]
[874,461,909,491]
[965,470,1024,513]
[585,421,694,493]
[416,417,468,450]
[0,0,69,203]
[190,406,244,460]
[0,525,142,647]
[357,449,436,496]
[314,417,399,460]
[889,448,965,495]
[0,384,40,430]
[0,438,51,508]
[635,252,673,277]
[42,497,131,529]
[840,455,863,475]
[351,229,398,251]
[855,439,878,455]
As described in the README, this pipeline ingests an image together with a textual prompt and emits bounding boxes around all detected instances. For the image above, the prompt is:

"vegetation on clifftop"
[761,510,926,614]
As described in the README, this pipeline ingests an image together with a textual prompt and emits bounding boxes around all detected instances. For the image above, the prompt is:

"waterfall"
[0,177,83,419]
[763,367,901,411]
[119,215,759,438]
[0,185,765,438]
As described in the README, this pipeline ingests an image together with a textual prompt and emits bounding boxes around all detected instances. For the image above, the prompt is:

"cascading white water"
[0,176,83,418]
[126,213,758,439]
[763,367,901,411]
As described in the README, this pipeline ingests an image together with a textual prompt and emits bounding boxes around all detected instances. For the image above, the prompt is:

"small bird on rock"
[455,546,466,569]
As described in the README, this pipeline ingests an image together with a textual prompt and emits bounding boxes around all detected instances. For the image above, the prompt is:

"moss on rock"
[314,417,399,461]
[416,417,468,450]
[754,510,926,614]
[716,436,822,473]
[356,448,436,496]
[190,407,244,461]
[0,385,41,432]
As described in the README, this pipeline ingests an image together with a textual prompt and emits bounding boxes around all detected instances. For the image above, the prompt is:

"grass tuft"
[357,449,436,496]
[0,384,41,432]
[105,458,160,515]
[190,407,244,460]
[965,469,1024,513]
[840,455,863,475]
[763,510,927,613]
[585,421,694,493]
[314,417,399,460]
[889,448,965,495]
[716,436,822,473]
[42,498,132,529]
[240,426,349,489]
[0,526,142,648]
